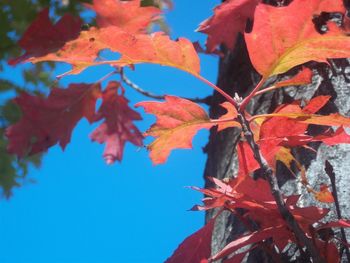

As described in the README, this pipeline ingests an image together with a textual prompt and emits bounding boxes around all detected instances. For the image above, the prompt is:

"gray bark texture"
[203,13,350,263]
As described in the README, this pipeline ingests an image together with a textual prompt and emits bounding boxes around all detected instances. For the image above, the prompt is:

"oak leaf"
[6,83,100,157]
[85,0,161,33]
[8,8,82,66]
[136,96,213,164]
[245,0,350,78]
[198,0,261,52]
[165,218,215,263]
[137,96,240,164]
[90,81,143,164]
[10,9,200,77]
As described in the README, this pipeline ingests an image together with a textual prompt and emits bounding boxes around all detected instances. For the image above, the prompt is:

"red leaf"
[236,140,281,177]
[275,67,313,88]
[302,95,331,114]
[85,0,161,33]
[223,252,248,263]
[165,218,215,263]
[313,127,350,145]
[217,102,240,131]
[6,83,100,157]
[315,240,340,263]
[245,0,349,77]
[136,96,214,164]
[11,25,200,77]
[9,8,82,66]
[90,81,143,164]
[209,227,281,262]
[198,0,261,52]
[316,219,350,231]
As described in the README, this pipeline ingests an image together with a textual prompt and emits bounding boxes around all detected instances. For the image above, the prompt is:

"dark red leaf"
[210,227,281,262]
[6,83,100,157]
[90,81,143,164]
[198,0,261,52]
[165,218,216,263]
[9,8,82,66]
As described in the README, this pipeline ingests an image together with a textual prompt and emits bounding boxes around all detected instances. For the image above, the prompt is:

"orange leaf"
[258,112,350,127]
[314,184,334,203]
[10,11,200,77]
[245,0,349,77]
[216,102,240,131]
[136,96,214,164]
[276,147,301,173]
[85,0,161,33]
[275,67,313,88]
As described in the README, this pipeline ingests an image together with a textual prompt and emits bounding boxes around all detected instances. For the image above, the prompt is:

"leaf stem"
[254,85,277,96]
[96,70,119,84]
[209,117,238,124]
[239,77,267,111]
[192,74,239,108]
[236,109,325,263]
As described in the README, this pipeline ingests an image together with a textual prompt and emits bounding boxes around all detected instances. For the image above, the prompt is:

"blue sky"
[0,1,220,262]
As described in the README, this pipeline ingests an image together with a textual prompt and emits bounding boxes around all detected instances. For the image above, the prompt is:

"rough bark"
[203,37,260,258]
[203,23,350,263]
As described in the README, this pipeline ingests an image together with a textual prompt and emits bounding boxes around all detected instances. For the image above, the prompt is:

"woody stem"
[236,109,325,263]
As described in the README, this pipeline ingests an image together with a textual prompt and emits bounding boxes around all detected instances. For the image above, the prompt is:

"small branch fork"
[235,97,325,263]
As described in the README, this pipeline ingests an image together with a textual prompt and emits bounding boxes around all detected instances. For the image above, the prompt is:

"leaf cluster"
[4,0,350,262]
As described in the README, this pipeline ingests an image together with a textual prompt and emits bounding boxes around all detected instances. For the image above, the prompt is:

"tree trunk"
[203,30,350,263]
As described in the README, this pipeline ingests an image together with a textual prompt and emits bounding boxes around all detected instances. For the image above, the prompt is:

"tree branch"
[120,70,212,104]
[236,108,325,263]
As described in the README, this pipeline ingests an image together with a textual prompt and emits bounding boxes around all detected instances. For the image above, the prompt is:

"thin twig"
[239,77,267,111]
[120,70,211,104]
[236,108,325,263]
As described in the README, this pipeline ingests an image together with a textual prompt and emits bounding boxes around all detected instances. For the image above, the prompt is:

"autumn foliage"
[6,0,350,262]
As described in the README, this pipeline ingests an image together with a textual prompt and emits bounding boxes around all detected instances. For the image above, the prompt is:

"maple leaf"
[136,96,240,164]
[85,0,161,33]
[165,218,215,263]
[245,0,350,78]
[6,84,100,157]
[90,81,143,164]
[8,8,82,66]
[198,0,261,52]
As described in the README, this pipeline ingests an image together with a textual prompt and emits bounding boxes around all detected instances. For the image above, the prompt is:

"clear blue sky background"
[0,1,220,262]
